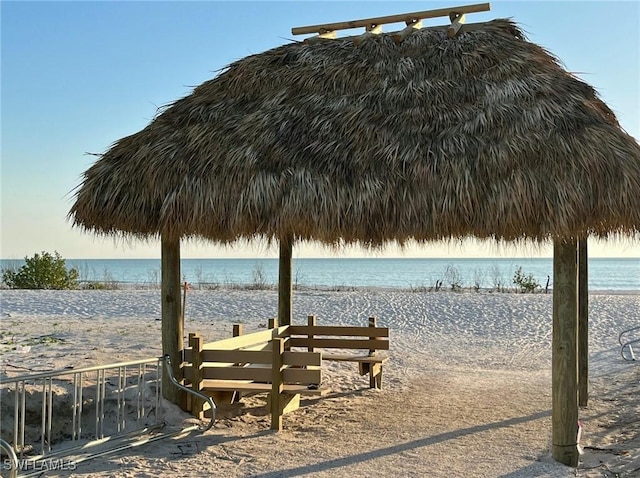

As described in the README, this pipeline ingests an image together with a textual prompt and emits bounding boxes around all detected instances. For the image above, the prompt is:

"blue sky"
[2,1,639,259]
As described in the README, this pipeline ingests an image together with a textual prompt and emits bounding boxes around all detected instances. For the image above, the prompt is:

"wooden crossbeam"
[291,2,490,37]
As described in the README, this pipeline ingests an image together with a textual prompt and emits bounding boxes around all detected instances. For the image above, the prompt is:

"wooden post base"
[358,362,383,389]
[266,392,301,416]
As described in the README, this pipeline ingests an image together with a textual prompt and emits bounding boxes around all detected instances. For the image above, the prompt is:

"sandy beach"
[1,288,638,477]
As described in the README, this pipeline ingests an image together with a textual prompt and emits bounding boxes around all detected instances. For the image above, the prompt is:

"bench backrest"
[288,316,389,353]
[183,329,321,385]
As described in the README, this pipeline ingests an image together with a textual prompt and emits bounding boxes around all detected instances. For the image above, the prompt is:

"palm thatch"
[70,19,640,245]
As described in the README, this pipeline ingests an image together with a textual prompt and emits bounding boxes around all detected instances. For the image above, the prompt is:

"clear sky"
[1,1,639,259]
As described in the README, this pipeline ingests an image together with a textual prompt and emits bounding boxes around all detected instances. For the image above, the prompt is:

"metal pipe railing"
[1,438,19,478]
[619,325,640,361]
[0,354,215,475]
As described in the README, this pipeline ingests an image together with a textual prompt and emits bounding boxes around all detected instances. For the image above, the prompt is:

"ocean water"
[2,257,638,291]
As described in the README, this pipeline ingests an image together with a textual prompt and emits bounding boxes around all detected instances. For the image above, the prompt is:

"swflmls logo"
[2,459,77,471]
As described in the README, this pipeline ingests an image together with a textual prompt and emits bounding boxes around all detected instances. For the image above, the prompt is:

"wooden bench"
[288,315,390,389]
[182,324,322,430]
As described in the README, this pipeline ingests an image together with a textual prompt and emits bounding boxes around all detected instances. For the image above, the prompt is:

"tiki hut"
[70,16,640,466]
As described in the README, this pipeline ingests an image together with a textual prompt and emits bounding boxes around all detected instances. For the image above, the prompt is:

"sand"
[1,288,638,477]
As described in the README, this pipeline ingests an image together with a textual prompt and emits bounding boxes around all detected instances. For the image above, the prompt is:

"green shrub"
[2,251,79,290]
[513,266,539,293]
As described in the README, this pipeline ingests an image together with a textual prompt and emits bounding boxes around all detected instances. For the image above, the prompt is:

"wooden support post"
[161,236,184,406]
[369,363,382,389]
[268,317,278,329]
[448,13,466,37]
[233,324,244,337]
[368,316,377,356]
[271,338,285,431]
[392,19,422,43]
[307,315,317,352]
[189,333,204,419]
[552,238,580,467]
[353,24,383,45]
[578,238,589,407]
[278,235,293,326]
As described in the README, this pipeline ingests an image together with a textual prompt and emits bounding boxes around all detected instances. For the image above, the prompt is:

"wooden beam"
[291,3,491,35]
[578,238,589,407]
[392,20,423,44]
[353,24,383,46]
[161,236,184,406]
[448,13,466,38]
[271,338,285,430]
[304,30,337,43]
[552,238,580,467]
[278,235,293,326]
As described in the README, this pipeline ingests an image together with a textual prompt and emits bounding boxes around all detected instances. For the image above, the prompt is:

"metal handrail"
[619,325,640,361]
[0,354,214,477]
[0,357,161,384]
[1,438,19,478]
[162,355,216,432]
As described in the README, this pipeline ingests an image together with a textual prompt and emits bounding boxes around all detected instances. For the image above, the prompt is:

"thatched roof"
[70,19,640,246]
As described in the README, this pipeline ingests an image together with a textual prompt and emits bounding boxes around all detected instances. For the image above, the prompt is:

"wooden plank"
[200,380,326,395]
[201,349,272,364]
[189,333,204,418]
[202,380,271,392]
[323,353,389,363]
[289,326,389,337]
[271,338,284,430]
[552,239,580,467]
[289,337,389,350]
[307,315,317,352]
[200,326,289,351]
[283,367,322,384]
[201,366,272,382]
[182,348,192,362]
[291,3,491,35]
[283,351,322,367]
[161,236,184,407]
[578,238,589,407]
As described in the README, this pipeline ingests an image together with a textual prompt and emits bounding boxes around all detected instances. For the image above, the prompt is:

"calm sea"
[2,258,638,291]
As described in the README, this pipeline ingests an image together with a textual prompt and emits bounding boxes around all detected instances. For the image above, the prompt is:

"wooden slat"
[288,326,389,337]
[283,367,322,384]
[323,353,389,363]
[283,351,322,367]
[291,3,490,35]
[200,326,289,351]
[271,338,284,430]
[289,337,389,350]
[201,349,272,364]
[202,380,271,392]
[200,380,326,395]
[188,333,204,417]
[201,365,272,382]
